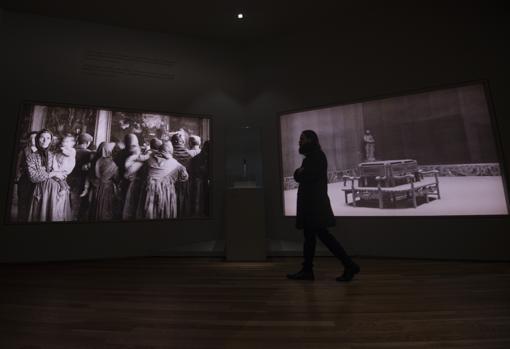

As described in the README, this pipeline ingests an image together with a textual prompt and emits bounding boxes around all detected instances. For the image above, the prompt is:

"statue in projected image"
[363,129,376,161]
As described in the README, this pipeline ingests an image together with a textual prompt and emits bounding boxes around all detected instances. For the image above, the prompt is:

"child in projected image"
[187,135,201,157]
[52,133,76,194]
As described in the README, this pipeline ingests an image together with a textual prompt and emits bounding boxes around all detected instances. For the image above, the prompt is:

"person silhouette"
[287,130,360,282]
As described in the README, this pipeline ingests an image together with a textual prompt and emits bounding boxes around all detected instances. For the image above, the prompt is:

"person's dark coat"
[294,147,335,230]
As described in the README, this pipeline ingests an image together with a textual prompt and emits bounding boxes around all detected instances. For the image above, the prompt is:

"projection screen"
[279,82,509,216]
[8,102,211,223]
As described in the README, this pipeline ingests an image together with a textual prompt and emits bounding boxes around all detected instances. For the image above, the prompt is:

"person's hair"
[150,138,163,151]
[171,133,183,145]
[201,140,210,154]
[60,133,76,144]
[124,133,139,148]
[35,129,53,167]
[301,130,321,148]
[189,135,201,147]
[77,133,93,145]
[96,141,115,159]
[35,129,53,147]
[24,131,39,147]
[161,140,174,155]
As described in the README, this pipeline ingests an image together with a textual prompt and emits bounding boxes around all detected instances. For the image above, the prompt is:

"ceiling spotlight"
[237,13,244,19]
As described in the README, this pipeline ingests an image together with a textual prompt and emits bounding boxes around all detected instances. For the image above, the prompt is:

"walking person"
[171,132,192,217]
[287,130,360,282]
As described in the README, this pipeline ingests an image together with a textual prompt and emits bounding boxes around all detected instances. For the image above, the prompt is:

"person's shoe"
[336,263,360,282]
[287,269,315,280]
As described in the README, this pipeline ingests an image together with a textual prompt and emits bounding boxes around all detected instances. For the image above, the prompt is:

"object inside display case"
[225,127,263,188]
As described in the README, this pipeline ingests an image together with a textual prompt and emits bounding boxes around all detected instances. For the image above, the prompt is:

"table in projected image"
[342,159,441,209]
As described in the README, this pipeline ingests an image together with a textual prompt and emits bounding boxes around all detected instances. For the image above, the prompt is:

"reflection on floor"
[284,176,508,216]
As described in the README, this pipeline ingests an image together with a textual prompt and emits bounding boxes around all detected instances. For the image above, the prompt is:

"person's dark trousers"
[302,228,354,271]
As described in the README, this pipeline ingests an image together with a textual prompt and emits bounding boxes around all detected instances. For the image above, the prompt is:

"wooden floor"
[1,257,510,349]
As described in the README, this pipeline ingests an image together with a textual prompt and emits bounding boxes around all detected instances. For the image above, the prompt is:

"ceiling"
[1,0,505,42]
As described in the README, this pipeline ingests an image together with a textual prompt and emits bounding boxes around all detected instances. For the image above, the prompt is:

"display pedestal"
[225,187,266,261]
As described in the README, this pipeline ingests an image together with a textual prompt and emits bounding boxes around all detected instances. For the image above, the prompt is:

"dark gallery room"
[1,1,510,348]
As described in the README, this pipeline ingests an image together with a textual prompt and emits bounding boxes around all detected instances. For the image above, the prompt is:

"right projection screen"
[279,82,509,216]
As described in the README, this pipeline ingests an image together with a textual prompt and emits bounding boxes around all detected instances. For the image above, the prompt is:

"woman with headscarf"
[26,129,72,222]
[115,133,140,175]
[188,140,210,217]
[68,132,94,221]
[14,131,38,222]
[187,135,202,157]
[171,132,192,217]
[287,130,359,282]
[171,132,192,166]
[80,142,119,221]
[113,133,140,216]
[137,140,189,219]
[121,138,150,220]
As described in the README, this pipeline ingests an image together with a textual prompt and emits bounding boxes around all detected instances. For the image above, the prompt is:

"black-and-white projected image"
[279,83,509,216]
[8,102,211,223]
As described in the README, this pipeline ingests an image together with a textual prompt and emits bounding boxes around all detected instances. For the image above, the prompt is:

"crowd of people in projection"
[13,127,210,223]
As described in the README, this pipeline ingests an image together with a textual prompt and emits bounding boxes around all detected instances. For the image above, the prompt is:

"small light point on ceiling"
[237,13,244,19]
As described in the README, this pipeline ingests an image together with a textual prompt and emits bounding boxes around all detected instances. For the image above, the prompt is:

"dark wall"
[245,3,510,260]
[0,10,246,262]
[362,84,497,165]
[280,104,364,178]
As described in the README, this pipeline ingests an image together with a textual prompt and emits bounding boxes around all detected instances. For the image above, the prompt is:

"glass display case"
[225,126,263,188]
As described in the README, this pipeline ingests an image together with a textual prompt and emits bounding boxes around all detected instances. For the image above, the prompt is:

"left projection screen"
[8,102,211,223]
